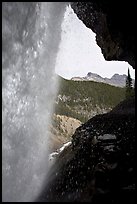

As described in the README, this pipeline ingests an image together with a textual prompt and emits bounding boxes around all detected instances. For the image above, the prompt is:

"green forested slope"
[54,76,126,123]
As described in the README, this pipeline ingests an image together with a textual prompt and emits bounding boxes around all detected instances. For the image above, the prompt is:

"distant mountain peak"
[111,73,127,79]
[71,72,135,88]
[87,72,92,76]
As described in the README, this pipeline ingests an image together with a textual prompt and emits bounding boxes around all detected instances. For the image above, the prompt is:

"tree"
[125,68,134,99]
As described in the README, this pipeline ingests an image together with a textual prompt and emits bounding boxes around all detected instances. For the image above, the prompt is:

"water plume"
[2,2,67,202]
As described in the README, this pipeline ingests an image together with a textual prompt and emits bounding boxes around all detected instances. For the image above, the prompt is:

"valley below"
[48,75,126,153]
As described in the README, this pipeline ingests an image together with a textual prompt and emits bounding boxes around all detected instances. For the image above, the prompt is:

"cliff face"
[37,97,135,203]
[71,1,135,68]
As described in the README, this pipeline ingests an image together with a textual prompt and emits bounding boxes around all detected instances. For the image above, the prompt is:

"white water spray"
[2,2,67,202]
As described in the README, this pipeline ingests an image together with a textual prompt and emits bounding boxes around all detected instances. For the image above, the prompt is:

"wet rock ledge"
[37,97,135,203]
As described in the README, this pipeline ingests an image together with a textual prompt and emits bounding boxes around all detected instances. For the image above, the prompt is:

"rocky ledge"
[37,97,135,203]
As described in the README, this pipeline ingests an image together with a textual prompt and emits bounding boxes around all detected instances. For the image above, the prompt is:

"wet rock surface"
[71,1,135,68]
[37,97,135,203]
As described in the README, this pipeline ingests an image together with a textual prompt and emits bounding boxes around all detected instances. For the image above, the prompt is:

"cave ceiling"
[71,1,135,68]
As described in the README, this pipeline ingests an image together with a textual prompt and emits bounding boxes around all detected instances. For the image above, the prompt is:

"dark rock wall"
[37,97,135,203]
[71,1,135,68]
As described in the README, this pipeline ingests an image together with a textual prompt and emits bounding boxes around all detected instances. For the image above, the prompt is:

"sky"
[55,5,135,80]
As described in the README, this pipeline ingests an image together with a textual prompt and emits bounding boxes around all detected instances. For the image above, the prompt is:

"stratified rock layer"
[37,97,135,203]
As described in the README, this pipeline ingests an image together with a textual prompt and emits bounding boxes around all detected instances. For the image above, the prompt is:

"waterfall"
[2,2,67,202]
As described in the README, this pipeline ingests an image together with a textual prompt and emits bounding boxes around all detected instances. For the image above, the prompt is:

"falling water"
[2,2,67,202]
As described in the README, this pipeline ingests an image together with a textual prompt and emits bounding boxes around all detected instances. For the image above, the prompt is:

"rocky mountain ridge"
[71,72,135,88]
